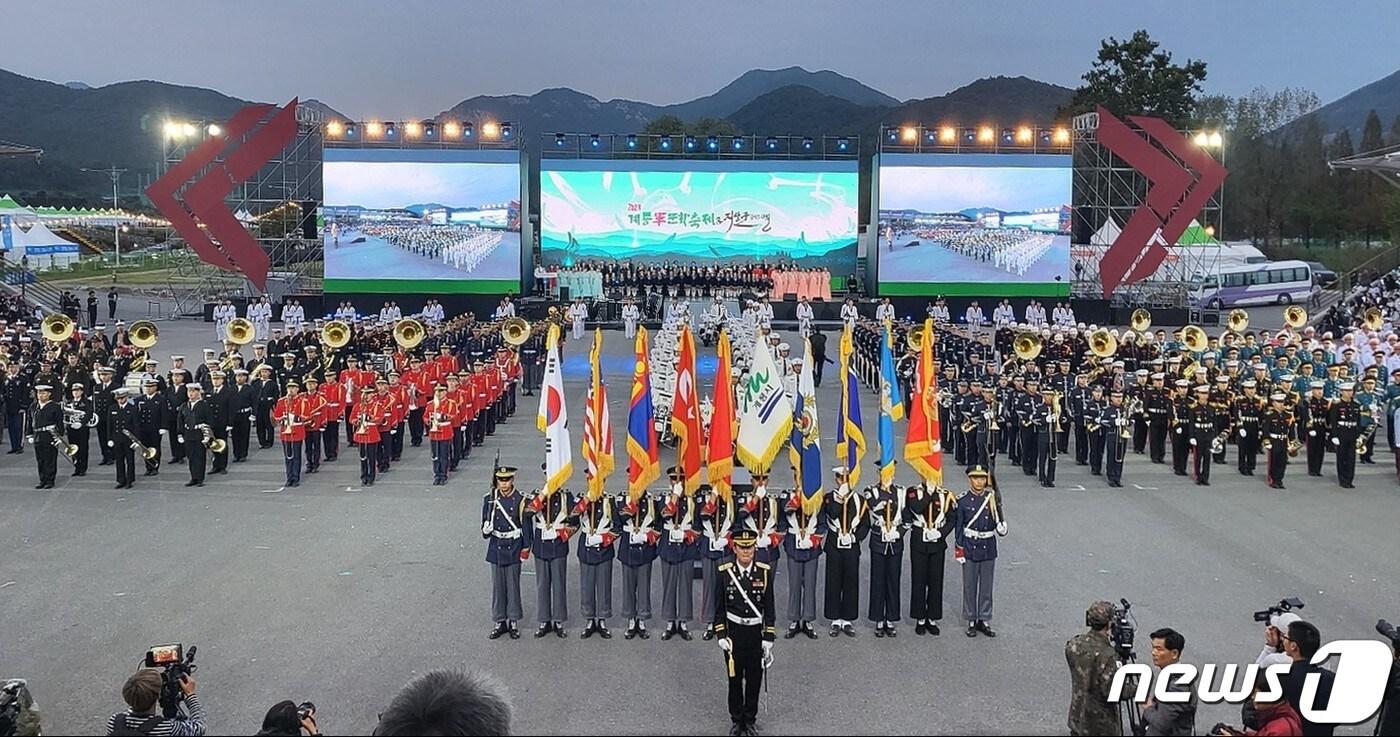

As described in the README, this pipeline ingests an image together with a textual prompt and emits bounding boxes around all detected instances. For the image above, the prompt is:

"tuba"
[1283,305,1308,329]
[41,314,75,343]
[1226,309,1249,333]
[393,318,425,349]
[1013,332,1043,361]
[1129,308,1152,333]
[906,327,925,353]
[225,317,255,345]
[501,317,530,347]
[322,319,351,349]
[1181,325,1209,353]
[1362,307,1384,331]
[130,320,159,349]
[1088,328,1117,358]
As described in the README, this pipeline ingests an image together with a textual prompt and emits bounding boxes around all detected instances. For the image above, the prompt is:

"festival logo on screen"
[1094,105,1228,297]
[146,99,300,290]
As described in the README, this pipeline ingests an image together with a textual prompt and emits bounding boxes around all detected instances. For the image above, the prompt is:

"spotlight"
[706,136,718,151]
[366,121,384,138]
[939,126,956,143]
[1053,127,1070,144]
[659,135,672,151]
[423,122,435,137]
[766,136,778,150]
[443,121,460,138]
[732,137,744,150]
[925,129,938,143]
[801,137,814,150]
[482,122,499,139]
[181,122,197,138]
[163,120,181,138]
[1204,224,1216,237]
[886,128,899,143]
[463,122,474,137]
[344,123,357,138]
[1193,131,1210,147]
[901,126,918,143]
[1016,126,1032,143]
[1208,131,1223,148]
[590,134,601,148]
[556,133,567,147]
[500,123,513,139]
[978,126,994,144]
[626,134,637,149]
[326,121,343,137]
[404,121,421,138]
[1000,128,1014,144]
[685,135,697,150]
[836,137,849,151]
[206,124,222,137]
[1038,128,1052,145]
[385,122,397,137]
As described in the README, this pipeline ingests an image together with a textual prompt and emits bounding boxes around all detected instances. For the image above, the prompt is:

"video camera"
[1111,598,1136,663]
[1252,597,1305,623]
[145,644,197,719]
[0,680,34,737]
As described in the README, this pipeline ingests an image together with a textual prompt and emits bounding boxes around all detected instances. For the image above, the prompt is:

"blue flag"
[878,323,904,484]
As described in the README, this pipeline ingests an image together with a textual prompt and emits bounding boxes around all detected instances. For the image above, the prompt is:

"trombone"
[29,423,79,464]
[123,428,159,460]
[198,424,227,453]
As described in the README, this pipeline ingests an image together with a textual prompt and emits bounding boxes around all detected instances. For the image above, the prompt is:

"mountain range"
[0,63,1395,201]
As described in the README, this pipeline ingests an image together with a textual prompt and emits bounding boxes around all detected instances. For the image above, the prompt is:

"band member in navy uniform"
[906,480,954,636]
[1189,385,1217,486]
[64,383,95,477]
[574,490,620,639]
[954,465,1006,638]
[618,487,660,639]
[713,528,776,737]
[483,466,529,640]
[823,466,868,637]
[779,475,824,640]
[1102,389,1128,488]
[106,387,140,489]
[28,384,64,488]
[1303,381,1330,476]
[1262,393,1295,490]
[1327,382,1362,488]
[700,483,738,641]
[525,480,577,638]
[867,471,907,636]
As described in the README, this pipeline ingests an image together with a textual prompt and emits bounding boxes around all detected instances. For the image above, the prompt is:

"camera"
[145,644,197,719]
[1111,598,1136,662]
[297,701,316,720]
[1378,619,1399,645]
[1252,597,1304,623]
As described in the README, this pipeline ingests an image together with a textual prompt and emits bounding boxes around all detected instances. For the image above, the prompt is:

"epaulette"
[755,561,770,570]
[717,562,732,571]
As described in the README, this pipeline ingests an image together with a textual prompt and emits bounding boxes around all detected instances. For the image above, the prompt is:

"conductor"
[714,528,776,736]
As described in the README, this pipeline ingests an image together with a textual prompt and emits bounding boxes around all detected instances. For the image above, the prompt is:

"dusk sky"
[5,0,1398,117]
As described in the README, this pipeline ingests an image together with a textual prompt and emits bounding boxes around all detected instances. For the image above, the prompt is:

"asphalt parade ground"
[1,310,1394,735]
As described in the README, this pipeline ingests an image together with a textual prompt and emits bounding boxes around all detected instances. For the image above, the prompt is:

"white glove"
[106,440,114,447]
[996,521,1008,536]
[1189,438,1197,446]
[761,645,774,670]
[1331,436,1340,447]
[159,428,168,435]
[177,436,184,444]
[755,484,766,498]
[1308,430,1317,437]
[481,521,492,536]
[1239,428,1247,438]
[761,641,772,655]
[719,637,732,652]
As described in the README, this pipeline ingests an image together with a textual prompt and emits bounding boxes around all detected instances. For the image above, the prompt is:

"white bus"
[1193,260,1316,309]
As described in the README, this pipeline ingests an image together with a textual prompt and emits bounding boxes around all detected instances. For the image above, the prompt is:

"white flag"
[735,335,793,475]
[537,323,573,495]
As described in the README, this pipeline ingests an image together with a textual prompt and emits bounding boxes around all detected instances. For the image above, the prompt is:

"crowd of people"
[56,288,118,328]
[361,224,506,274]
[892,225,1056,277]
[543,260,835,301]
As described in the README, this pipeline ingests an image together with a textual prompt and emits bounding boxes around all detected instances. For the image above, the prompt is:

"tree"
[640,114,738,138]
[1360,110,1385,153]
[1390,113,1400,146]
[1328,128,1355,159]
[1062,30,1208,126]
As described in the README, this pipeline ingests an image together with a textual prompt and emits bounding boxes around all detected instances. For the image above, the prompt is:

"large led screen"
[539,160,858,272]
[876,153,1071,296]
[323,149,521,293]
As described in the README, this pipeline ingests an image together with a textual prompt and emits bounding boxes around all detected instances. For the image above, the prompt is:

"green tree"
[1390,113,1400,146]
[1354,110,1388,245]
[1062,30,1208,126]
[1360,110,1385,153]
[640,115,738,138]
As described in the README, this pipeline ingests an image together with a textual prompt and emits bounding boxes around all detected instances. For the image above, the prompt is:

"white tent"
[3,219,82,270]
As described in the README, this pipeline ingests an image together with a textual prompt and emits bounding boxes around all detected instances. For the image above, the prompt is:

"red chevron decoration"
[146,99,300,290]
[1094,105,1228,297]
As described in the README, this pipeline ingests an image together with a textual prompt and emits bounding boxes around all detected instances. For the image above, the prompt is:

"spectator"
[374,670,511,736]
[105,668,206,736]
[1142,627,1196,736]
[1280,621,1335,737]
[254,700,320,736]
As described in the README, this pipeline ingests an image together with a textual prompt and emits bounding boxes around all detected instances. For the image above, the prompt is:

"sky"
[4,0,1398,118]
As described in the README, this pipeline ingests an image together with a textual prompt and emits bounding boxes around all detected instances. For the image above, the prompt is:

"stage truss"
[157,105,324,317]
[1070,111,1225,308]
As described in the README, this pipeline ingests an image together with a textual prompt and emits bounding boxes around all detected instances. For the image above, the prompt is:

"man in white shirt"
[378,302,393,323]
[874,298,895,323]
[840,298,859,331]
[1025,300,1046,327]
[965,301,985,329]
[501,297,516,318]
[568,298,588,340]
[1052,301,1074,327]
[389,302,402,320]
[622,299,641,338]
[758,299,775,328]
[992,299,1015,327]
[795,297,815,338]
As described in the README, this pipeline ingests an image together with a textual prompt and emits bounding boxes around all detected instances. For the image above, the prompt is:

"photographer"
[1257,613,1302,669]
[374,670,511,736]
[1376,620,1400,737]
[1279,621,1334,737]
[1141,628,1196,736]
[105,669,206,736]
[0,680,41,737]
[254,701,320,736]
[1066,600,1124,736]
[1211,672,1303,736]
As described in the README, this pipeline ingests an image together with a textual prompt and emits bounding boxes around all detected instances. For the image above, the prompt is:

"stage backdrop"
[322,149,522,294]
[538,160,858,274]
[875,153,1071,297]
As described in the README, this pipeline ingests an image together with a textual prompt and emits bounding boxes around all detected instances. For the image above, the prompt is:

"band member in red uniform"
[449,372,473,468]
[469,369,489,447]
[352,386,383,486]
[301,376,327,474]
[405,356,432,447]
[388,371,411,461]
[373,378,397,473]
[339,355,373,447]
[318,372,344,462]
[426,384,457,485]
[271,380,308,488]
[434,345,459,385]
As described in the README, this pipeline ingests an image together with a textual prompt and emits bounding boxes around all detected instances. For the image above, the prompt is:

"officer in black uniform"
[1261,393,1294,490]
[1189,385,1217,486]
[1327,382,1361,488]
[1034,388,1058,487]
[64,382,95,477]
[1101,389,1128,487]
[28,384,63,489]
[520,331,544,396]
[1144,372,1170,463]
[206,371,232,475]
[91,366,119,465]
[230,368,256,461]
[164,370,191,464]
[1233,381,1263,476]
[713,528,775,737]
[1169,379,1193,476]
[1302,381,1330,476]
[254,364,279,449]
[1019,378,1040,477]
[106,386,140,489]
[1069,373,1093,466]
[180,383,214,487]
[135,378,169,475]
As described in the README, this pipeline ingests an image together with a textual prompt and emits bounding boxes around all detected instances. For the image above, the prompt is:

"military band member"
[1035,388,1058,488]
[1262,393,1294,490]
[867,473,907,636]
[573,490,619,639]
[351,386,382,487]
[1086,385,1107,476]
[906,480,954,636]
[1145,372,1170,463]
[253,365,278,449]
[823,466,868,637]
[714,528,776,737]
[179,384,213,488]
[1303,381,1329,476]
[300,376,327,475]
[1189,386,1216,486]
[317,372,344,463]
[955,465,1006,638]
[526,483,577,638]
[1168,379,1192,476]
[373,378,396,473]
[136,378,169,475]
[230,368,256,462]
[426,385,456,485]
[271,380,308,488]
[701,484,739,640]
[1070,373,1094,466]
[659,466,700,640]
[206,371,232,475]
[618,489,660,639]
[779,478,823,640]
[1328,383,1362,489]
[1128,369,1150,453]
[1233,381,1263,476]
[483,466,528,640]
[92,366,119,466]
[1210,375,1232,465]
[1018,378,1040,477]
[106,387,140,489]
[64,382,95,477]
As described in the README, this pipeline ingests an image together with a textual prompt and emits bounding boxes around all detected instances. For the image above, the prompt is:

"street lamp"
[115,223,130,269]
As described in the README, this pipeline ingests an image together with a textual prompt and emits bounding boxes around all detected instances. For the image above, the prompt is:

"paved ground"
[1,307,1393,735]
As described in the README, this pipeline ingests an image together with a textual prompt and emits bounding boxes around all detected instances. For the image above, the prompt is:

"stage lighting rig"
[366,121,384,138]
[443,121,460,138]
[732,137,744,150]
[326,121,343,137]
[901,126,917,143]
[481,122,498,139]
[659,135,672,151]
[404,121,421,138]
[706,136,718,151]
[766,137,779,150]
[940,126,956,144]
[556,133,567,147]
[500,123,513,139]
[626,134,637,149]
[836,137,849,151]
[685,136,697,150]
[590,134,601,148]
[801,137,814,150]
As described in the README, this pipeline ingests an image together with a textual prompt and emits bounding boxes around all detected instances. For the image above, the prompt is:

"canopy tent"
[0,139,42,160]
[1,218,82,269]
[1330,145,1400,189]
[1089,216,1218,247]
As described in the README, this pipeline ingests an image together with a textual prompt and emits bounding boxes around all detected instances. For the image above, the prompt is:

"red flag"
[671,325,704,495]
[904,319,943,485]
[706,329,736,502]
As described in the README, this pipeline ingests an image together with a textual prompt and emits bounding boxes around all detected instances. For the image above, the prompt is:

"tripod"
[1118,655,1146,737]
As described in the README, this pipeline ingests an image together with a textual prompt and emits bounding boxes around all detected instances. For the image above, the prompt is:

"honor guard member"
[866,471,907,637]
[779,477,823,640]
[1101,389,1130,488]
[1168,380,1192,476]
[1233,380,1264,476]
[300,376,327,475]
[573,488,620,639]
[178,384,212,487]
[135,379,169,476]
[205,371,232,475]
[64,382,95,477]
[271,380,307,488]
[658,466,700,641]
[1189,386,1217,486]
[906,480,954,636]
[1070,373,1094,466]
[1035,388,1058,488]
[823,466,868,637]
[351,387,383,487]
[425,385,455,485]
[253,365,279,449]
[1262,393,1294,490]
[229,369,256,462]
[713,528,776,737]
[1328,382,1362,488]
[1301,381,1329,476]
[106,387,140,489]
[954,465,1006,638]
[483,466,529,640]
[700,484,739,641]
[91,366,119,466]
[1145,372,1171,463]
[525,482,577,638]
[740,471,784,572]
[1086,385,1108,476]
[618,489,660,639]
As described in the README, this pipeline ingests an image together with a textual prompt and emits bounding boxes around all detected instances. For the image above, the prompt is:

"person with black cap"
[823,465,868,637]
[1327,382,1361,488]
[1019,378,1041,477]
[906,478,955,636]
[135,378,170,476]
[1189,386,1217,486]
[64,382,95,477]
[91,365,119,466]
[27,383,62,488]
[483,466,528,640]
[105,386,140,489]
[713,527,776,737]
[954,465,1006,638]
[525,478,577,638]
[1261,393,1295,490]
[179,383,214,487]
[657,465,699,641]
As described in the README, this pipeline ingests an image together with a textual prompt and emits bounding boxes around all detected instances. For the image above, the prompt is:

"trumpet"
[1287,439,1301,457]
[198,424,226,453]
[63,402,98,429]
[430,411,451,432]
[123,428,159,460]
[1211,429,1228,456]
